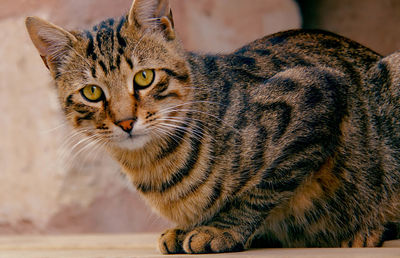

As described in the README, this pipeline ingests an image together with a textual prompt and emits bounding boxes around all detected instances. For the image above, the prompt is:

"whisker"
[157,101,223,114]
[40,121,69,134]
[57,128,94,163]
[151,127,182,146]
[157,108,239,133]
[155,122,208,145]
[58,130,87,152]
[132,34,146,58]
[156,118,207,140]
[81,138,109,166]
[69,137,103,163]
[152,125,192,147]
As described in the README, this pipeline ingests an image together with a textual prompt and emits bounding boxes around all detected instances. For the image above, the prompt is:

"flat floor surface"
[0,234,399,258]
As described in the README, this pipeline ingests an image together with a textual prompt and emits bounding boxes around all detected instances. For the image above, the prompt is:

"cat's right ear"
[25,17,77,71]
[128,0,175,40]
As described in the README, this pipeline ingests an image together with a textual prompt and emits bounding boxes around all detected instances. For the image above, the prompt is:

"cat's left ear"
[25,16,77,71]
[128,0,175,40]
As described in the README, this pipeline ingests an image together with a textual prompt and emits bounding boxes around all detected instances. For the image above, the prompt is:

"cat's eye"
[81,85,104,102]
[134,69,155,89]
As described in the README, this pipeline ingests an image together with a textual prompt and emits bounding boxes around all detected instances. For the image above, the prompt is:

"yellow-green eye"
[134,69,155,89]
[81,85,104,102]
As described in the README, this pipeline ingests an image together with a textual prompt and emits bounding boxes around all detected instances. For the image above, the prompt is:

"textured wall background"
[297,0,400,55]
[0,0,399,235]
[0,0,300,234]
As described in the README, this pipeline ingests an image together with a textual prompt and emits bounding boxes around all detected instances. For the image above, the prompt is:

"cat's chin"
[114,135,150,151]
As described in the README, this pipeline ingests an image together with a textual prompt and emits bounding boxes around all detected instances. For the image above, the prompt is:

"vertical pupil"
[142,71,147,79]
[91,86,96,94]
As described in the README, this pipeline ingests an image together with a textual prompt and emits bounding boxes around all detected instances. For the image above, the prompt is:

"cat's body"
[26,0,400,253]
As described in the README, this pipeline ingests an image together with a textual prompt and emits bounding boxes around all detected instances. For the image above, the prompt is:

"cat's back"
[232,29,381,77]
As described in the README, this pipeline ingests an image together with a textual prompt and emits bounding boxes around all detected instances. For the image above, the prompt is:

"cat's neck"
[108,135,174,170]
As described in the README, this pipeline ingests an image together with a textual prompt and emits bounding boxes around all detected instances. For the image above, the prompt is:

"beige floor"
[0,234,399,258]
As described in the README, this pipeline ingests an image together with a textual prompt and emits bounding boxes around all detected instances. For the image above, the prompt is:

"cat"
[25,0,400,254]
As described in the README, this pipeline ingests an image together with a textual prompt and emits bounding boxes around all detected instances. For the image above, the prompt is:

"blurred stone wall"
[0,0,300,234]
[297,0,400,55]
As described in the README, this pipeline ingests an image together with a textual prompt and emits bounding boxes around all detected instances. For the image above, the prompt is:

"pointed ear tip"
[25,16,46,30]
[25,16,42,24]
[25,16,35,28]
[25,16,77,42]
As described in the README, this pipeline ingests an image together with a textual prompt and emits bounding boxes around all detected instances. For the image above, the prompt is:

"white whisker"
[157,108,239,133]
[156,118,208,141]
[40,121,69,134]
[152,125,192,147]
[132,34,146,59]
[156,122,207,145]
[157,101,222,115]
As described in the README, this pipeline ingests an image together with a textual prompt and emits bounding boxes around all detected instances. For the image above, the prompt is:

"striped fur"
[26,0,400,254]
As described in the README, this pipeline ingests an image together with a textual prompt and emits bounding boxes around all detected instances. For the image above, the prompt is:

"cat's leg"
[340,227,385,247]
[340,222,400,247]
[159,193,272,254]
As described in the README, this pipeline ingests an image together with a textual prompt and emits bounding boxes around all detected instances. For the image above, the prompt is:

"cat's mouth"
[115,132,150,151]
[127,133,144,139]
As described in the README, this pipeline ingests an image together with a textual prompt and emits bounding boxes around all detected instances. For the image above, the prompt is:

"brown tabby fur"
[26,0,400,254]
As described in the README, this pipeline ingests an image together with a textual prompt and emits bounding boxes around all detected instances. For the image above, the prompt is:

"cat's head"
[26,0,192,151]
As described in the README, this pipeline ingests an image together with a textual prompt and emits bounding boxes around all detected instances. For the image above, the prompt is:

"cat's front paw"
[182,226,244,254]
[159,228,186,254]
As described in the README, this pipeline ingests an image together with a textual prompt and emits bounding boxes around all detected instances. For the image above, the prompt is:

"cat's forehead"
[79,16,172,70]
[90,18,120,56]
[82,17,130,61]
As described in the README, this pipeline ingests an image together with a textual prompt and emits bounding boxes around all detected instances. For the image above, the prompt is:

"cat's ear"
[128,0,175,40]
[25,16,77,71]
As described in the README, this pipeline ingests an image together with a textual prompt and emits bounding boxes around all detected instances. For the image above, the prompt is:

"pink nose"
[117,119,135,133]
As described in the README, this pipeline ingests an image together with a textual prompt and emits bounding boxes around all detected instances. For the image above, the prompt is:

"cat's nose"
[117,119,135,133]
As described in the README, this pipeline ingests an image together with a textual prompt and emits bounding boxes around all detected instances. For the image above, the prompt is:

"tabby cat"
[26,0,400,254]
